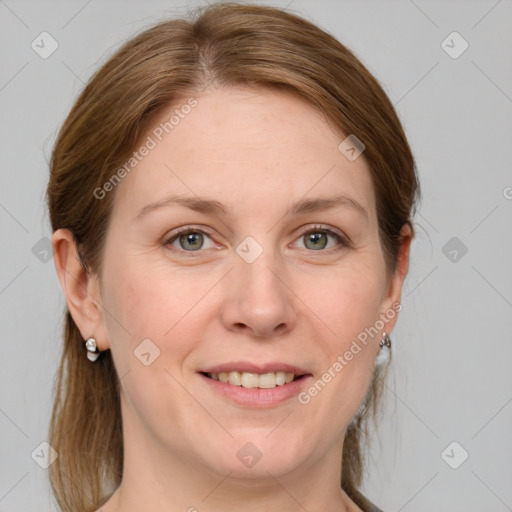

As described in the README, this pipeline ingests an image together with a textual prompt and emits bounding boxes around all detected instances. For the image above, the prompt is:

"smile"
[202,371,304,389]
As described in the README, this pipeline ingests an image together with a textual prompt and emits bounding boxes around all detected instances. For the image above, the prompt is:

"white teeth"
[207,371,297,388]
[257,373,276,389]
[228,371,242,386]
[241,372,260,388]
[275,372,286,386]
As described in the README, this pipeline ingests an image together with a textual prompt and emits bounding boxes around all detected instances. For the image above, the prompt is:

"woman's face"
[92,86,409,482]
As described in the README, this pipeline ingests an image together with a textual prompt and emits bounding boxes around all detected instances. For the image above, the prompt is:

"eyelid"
[163,223,351,254]
[163,225,217,248]
[292,224,351,251]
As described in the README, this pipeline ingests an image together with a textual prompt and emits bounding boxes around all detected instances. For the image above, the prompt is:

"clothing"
[347,488,384,512]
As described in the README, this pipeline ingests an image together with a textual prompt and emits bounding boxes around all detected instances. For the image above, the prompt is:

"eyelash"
[163,224,351,256]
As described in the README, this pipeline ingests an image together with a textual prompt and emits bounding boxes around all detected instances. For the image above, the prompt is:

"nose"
[220,253,297,339]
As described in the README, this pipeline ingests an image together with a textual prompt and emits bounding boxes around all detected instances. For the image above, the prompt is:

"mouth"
[198,368,313,408]
[196,362,313,407]
[200,370,309,389]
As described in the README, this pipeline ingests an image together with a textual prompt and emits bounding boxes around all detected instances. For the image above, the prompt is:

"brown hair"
[47,3,420,510]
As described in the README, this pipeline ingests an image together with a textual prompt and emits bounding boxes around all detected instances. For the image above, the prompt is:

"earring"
[85,337,100,362]
[375,331,391,366]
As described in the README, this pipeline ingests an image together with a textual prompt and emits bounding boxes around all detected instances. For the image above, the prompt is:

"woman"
[47,3,420,511]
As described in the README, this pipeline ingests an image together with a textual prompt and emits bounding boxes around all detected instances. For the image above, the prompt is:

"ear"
[379,223,412,332]
[52,228,110,351]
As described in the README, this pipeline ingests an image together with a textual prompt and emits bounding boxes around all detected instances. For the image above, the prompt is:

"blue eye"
[164,225,349,255]
[165,228,215,252]
[293,226,349,252]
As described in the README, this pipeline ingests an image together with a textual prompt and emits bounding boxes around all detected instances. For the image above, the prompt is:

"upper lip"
[199,361,310,376]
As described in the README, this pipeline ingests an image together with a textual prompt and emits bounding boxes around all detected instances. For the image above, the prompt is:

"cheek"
[295,258,385,415]
[302,258,386,347]
[107,264,186,339]
[103,245,386,367]
[101,252,219,377]
[99,256,232,452]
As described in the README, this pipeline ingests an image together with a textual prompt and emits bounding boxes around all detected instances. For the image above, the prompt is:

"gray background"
[1,0,511,510]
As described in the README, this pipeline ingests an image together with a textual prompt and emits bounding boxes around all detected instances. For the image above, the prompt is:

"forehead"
[112,86,376,221]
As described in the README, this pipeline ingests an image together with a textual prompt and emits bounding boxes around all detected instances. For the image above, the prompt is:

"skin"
[53,86,411,512]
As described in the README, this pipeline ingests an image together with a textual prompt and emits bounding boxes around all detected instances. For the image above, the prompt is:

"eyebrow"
[136,194,368,221]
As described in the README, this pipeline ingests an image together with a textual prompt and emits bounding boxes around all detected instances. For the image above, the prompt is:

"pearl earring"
[375,331,391,366]
[85,337,100,362]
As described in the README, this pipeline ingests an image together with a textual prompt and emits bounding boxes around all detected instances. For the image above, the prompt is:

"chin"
[195,433,310,481]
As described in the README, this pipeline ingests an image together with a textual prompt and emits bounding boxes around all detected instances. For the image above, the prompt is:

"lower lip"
[198,373,313,408]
